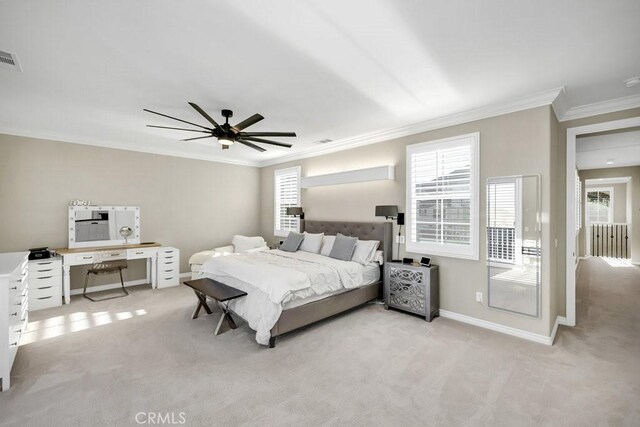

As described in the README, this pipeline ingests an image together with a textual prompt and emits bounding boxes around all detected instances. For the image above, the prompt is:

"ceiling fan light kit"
[144,102,297,153]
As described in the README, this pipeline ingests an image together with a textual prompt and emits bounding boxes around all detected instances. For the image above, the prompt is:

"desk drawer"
[157,271,179,288]
[30,276,61,295]
[127,248,157,260]
[30,293,62,311]
[29,259,62,273]
[67,253,96,266]
[30,267,62,279]
[95,250,127,262]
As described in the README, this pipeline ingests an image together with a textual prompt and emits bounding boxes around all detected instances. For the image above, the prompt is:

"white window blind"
[274,166,301,237]
[586,188,612,224]
[406,133,479,260]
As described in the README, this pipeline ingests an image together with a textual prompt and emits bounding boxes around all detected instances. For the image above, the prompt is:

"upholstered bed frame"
[268,220,392,348]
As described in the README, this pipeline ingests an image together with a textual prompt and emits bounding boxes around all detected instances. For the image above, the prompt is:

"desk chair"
[83,260,129,302]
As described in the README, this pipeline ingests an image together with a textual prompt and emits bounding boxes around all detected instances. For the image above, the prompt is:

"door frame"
[565,116,640,326]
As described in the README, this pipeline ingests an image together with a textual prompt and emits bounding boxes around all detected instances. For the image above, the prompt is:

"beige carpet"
[1,257,639,426]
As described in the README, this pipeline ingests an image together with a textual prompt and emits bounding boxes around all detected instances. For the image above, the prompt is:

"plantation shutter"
[406,133,479,259]
[274,167,300,236]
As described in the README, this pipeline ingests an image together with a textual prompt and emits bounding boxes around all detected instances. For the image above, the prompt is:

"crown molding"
[559,93,640,122]
[0,125,261,167]
[259,87,564,167]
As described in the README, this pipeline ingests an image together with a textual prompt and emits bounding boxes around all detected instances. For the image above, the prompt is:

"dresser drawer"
[389,267,425,285]
[388,292,426,315]
[127,248,157,260]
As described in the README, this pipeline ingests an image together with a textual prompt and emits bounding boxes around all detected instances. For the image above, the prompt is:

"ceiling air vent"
[0,50,22,72]
[312,138,333,144]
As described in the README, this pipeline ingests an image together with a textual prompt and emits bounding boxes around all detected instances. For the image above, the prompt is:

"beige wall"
[554,107,640,317]
[578,167,639,259]
[261,106,556,337]
[0,134,261,289]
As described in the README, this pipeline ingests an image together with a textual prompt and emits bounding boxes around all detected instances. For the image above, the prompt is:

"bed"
[197,220,392,347]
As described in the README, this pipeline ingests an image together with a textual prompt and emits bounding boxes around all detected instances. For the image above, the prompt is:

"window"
[274,166,301,237]
[586,188,613,224]
[406,133,479,260]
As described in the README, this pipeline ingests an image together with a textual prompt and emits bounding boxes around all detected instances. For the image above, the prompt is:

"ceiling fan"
[144,102,296,152]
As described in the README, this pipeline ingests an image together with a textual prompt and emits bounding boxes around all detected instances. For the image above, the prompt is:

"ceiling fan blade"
[241,136,292,148]
[237,139,267,152]
[239,132,297,138]
[233,114,264,131]
[188,102,224,132]
[181,135,215,142]
[147,125,210,133]
[143,109,212,131]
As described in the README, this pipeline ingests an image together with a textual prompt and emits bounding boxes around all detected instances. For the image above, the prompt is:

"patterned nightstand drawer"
[388,279,425,298]
[384,262,439,321]
[388,292,426,315]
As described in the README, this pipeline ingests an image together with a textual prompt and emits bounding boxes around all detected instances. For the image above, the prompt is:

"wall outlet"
[395,235,405,244]
[476,291,483,303]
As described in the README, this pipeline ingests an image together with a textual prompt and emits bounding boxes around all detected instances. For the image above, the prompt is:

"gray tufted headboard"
[301,220,393,262]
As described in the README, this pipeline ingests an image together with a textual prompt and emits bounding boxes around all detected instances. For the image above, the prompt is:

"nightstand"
[384,262,439,321]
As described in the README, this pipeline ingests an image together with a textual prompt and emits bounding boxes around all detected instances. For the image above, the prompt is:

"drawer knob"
[10,286,17,290]
[10,342,18,347]
[11,312,17,317]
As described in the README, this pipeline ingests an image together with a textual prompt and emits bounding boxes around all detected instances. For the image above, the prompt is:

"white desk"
[57,243,162,304]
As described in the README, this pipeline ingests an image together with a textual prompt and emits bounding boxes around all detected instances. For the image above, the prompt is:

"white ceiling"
[577,128,640,170]
[1,0,640,166]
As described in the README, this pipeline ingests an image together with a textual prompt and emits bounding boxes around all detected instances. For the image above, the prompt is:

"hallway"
[554,257,640,424]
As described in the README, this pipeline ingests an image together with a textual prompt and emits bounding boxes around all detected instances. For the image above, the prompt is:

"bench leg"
[269,336,277,348]
[214,302,238,335]
[192,291,212,319]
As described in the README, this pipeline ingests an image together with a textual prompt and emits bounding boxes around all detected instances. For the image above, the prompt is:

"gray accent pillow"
[280,232,304,252]
[329,233,359,261]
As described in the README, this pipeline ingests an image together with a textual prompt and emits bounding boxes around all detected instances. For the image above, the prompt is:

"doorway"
[565,116,640,327]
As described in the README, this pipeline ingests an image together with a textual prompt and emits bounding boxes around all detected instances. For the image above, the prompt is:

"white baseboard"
[439,309,555,345]
[71,272,190,295]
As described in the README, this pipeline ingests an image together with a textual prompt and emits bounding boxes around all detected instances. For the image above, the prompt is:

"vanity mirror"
[486,175,541,317]
[68,206,140,248]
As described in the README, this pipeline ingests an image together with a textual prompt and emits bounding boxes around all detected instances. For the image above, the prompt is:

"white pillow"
[299,232,324,254]
[320,235,336,256]
[232,235,266,253]
[372,250,384,265]
[351,240,380,265]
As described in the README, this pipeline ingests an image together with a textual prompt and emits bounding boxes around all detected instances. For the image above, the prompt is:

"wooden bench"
[183,278,247,335]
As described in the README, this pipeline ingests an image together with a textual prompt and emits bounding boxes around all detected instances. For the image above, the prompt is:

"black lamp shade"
[286,207,304,216]
[375,205,399,218]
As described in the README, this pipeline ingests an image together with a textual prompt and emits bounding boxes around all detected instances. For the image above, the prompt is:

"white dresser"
[1,252,29,391]
[29,258,63,311]
[157,247,180,288]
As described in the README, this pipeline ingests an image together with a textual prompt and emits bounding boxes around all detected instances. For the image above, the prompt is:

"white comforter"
[198,249,365,345]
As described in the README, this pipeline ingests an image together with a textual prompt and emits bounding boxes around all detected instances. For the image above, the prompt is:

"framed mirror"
[486,175,540,317]
[68,206,140,248]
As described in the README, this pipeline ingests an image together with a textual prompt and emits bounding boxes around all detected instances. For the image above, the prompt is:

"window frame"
[585,186,614,225]
[273,166,301,238]
[405,132,480,260]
